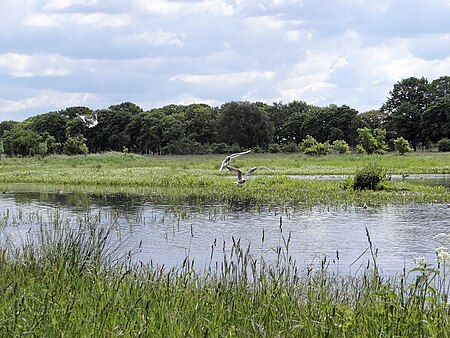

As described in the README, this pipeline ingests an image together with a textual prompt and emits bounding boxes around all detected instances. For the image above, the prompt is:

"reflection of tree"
[9,191,148,217]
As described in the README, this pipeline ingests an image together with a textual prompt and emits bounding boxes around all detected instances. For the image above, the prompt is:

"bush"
[393,137,413,155]
[268,144,281,153]
[356,145,366,154]
[332,140,349,154]
[300,135,318,152]
[64,135,88,155]
[437,138,450,152]
[280,143,299,153]
[352,163,386,191]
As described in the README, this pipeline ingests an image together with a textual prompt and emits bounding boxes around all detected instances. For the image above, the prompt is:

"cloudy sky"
[1,0,450,121]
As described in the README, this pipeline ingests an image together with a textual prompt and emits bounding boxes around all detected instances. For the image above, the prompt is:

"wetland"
[1,152,450,336]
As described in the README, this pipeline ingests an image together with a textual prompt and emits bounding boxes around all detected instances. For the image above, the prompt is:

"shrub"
[64,135,88,155]
[268,143,281,153]
[332,140,349,154]
[352,163,386,191]
[393,137,413,155]
[437,138,450,152]
[357,128,387,154]
[356,145,366,154]
[280,143,299,153]
[300,135,318,152]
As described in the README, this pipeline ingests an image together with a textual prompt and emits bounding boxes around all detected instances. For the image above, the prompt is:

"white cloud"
[171,70,275,85]
[276,52,347,104]
[0,90,98,114]
[243,15,302,32]
[134,0,236,16]
[118,30,185,47]
[0,53,72,77]
[44,0,100,10]
[24,12,129,28]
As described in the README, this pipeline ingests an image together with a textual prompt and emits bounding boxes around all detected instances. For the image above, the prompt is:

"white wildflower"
[413,256,428,268]
[436,246,450,265]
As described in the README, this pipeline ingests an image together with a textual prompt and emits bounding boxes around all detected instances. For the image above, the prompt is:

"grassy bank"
[0,152,449,207]
[1,220,450,336]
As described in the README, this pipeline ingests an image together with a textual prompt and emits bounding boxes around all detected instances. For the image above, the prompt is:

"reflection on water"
[289,174,450,188]
[1,189,449,275]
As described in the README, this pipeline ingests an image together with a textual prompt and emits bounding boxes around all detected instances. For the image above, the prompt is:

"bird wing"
[244,167,257,177]
[229,149,251,159]
[219,157,230,171]
[219,150,251,170]
[226,165,243,181]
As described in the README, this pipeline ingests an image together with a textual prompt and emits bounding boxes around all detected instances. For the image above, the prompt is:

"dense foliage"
[1,76,449,156]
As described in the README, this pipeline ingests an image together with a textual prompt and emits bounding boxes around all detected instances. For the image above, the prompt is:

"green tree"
[217,101,273,149]
[184,104,218,144]
[0,120,19,138]
[301,105,360,146]
[359,110,387,129]
[27,111,68,148]
[381,76,431,114]
[268,101,309,144]
[422,97,450,144]
[429,76,450,100]
[90,103,141,152]
[2,126,42,156]
[386,102,422,150]
[41,132,61,155]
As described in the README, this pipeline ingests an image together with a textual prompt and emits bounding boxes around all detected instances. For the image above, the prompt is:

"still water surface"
[0,180,449,275]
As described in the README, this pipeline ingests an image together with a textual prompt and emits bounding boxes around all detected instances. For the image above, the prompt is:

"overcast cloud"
[1,0,450,121]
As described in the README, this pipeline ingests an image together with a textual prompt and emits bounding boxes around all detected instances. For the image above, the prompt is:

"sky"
[1,0,450,122]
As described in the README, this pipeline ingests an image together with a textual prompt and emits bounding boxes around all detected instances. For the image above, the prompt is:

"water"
[0,181,449,275]
[289,173,450,187]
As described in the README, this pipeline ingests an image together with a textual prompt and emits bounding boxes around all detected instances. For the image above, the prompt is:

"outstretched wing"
[229,149,251,159]
[244,167,257,178]
[226,165,243,181]
[219,149,251,170]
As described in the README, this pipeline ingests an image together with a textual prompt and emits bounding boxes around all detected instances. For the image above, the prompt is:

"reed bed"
[1,215,450,336]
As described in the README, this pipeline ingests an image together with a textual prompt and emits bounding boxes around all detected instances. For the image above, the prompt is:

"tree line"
[1,76,449,157]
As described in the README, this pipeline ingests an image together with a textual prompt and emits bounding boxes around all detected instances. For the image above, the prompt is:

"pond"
[1,180,449,276]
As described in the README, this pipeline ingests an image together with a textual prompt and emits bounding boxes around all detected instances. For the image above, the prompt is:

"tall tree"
[359,110,387,129]
[301,105,360,146]
[386,102,422,150]
[217,101,273,149]
[429,76,450,100]
[381,77,431,114]
[183,104,218,144]
[422,97,450,144]
[268,101,309,144]
[27,111,68,149]
[2,125,42,156]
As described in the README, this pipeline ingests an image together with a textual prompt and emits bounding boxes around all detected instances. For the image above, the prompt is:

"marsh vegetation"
[0,152,449,336]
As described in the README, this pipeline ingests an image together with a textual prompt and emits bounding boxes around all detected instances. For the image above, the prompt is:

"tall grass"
[1,216,450,336]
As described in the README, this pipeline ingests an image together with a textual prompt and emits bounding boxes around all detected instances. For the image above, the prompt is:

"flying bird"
[226,165,257,184]
[78,112,98,128]
[219,149,251,170]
